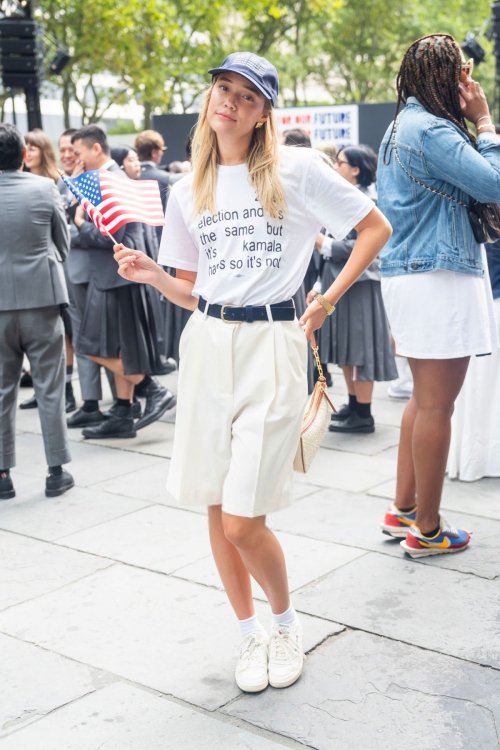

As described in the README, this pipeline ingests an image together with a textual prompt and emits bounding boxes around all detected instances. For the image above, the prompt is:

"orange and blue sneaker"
[400,518,471,558]
[380,503,417,538]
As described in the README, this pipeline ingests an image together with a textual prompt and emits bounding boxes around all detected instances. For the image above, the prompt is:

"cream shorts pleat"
[166,309,308,517]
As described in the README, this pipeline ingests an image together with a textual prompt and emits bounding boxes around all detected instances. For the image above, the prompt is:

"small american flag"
[60,169,165,235]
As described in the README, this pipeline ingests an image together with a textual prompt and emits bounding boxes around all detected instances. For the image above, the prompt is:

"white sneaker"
[268,621,305,689]
[235,632,269,692]
[387,377,413,399]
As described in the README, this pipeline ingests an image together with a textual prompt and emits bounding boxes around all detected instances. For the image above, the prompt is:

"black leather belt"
[198,297,295,323]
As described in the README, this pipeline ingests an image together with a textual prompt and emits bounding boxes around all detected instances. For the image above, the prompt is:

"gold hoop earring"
[255,122,264,129]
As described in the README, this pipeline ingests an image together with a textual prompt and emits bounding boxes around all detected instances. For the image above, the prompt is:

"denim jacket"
[377,96,500,278]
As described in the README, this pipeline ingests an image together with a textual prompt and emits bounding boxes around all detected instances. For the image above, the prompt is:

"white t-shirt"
[157,146,374,306]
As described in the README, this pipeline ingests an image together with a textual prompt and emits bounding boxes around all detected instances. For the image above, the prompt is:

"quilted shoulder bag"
[294,334,336,473]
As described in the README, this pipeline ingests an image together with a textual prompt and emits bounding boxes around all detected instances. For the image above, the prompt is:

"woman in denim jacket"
[377,34,500,558]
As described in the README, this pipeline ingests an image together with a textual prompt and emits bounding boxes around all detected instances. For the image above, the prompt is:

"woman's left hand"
[299,300,327,341]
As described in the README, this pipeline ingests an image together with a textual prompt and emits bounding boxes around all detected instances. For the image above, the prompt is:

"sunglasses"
[461,58,474,77]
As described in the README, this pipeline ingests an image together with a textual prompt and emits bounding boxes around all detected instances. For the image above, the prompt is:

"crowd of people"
[0,34,499,697]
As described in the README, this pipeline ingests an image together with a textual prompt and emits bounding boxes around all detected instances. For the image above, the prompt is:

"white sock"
[239,614,267,639]
[271,603,298,629]
[395,356,408,379]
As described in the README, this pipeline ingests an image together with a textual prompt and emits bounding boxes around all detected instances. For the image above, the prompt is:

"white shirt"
[158,146,373,306]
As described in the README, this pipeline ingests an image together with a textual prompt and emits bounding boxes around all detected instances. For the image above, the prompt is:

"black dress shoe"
[331,403,352,422]
[65,392,77,413]
[82,410,137,439]
[20,371,33,388]
[20,395,38,410]
[45,469,75,498]
[67,408,104,428]
[134,380,176,431]
[329,412,375,434]
[102,400,142,420]
[0,471,15,500]
[156,359,177,376]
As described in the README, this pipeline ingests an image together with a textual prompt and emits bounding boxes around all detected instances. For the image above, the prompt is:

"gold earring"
[255,122,264,129]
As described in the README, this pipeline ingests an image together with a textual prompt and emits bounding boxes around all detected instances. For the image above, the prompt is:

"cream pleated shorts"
[167,308,308,517]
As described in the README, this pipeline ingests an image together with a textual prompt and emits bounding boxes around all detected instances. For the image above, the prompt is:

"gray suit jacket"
[76,162,146,291]
[0,171,70,311]
[58,178,87,285]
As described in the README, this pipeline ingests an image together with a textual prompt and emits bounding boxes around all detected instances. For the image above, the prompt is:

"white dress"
[447,296,500,481]
[381,248,498,359]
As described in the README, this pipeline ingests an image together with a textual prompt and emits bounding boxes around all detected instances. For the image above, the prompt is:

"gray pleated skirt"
[318,262,397,382]
[293,284,315,394]
[161,267,193,364]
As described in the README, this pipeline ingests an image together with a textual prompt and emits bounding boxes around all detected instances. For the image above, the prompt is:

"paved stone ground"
[2,366,499,749]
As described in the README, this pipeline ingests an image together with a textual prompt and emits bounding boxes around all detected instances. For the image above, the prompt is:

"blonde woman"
[112,53,391,692]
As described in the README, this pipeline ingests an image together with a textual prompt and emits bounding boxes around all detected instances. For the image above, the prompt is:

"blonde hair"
[24,129,59,183]
[190,82,286,219]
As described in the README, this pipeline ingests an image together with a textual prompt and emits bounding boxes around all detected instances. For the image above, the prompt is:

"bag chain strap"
[391,117,468,208]
[310,333,325,384]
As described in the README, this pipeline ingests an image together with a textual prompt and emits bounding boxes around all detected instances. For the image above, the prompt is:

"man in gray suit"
[59,129,117,429]
[0,124,74,500]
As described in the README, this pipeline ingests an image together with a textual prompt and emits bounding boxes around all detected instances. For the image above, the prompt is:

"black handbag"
[391,118,499,245]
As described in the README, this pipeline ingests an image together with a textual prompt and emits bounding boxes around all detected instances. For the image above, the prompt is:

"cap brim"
[208,66,274,105]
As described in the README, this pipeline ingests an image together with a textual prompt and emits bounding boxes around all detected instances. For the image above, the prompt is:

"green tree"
[38,0,132,127]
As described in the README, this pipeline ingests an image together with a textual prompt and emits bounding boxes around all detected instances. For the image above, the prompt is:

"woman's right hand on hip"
[113,244,159,285]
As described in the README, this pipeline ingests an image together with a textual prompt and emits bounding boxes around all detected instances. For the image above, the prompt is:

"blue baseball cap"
[208,52,279,107]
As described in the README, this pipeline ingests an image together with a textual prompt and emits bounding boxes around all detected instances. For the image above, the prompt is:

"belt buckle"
[221,304,242,324]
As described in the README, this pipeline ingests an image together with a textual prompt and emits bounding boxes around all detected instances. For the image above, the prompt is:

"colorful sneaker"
[268,620,305,689]
[400,518,471,558]
[235,631,269,693]
[381,503,417,538]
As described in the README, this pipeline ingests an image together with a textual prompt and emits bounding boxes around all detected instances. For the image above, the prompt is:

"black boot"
[134,378,176,431]
[102,399,141,420]
[65,383,77,413]
[20,370,33,388]
[0,470,15,500]
[45,468,74,498]
[20,395,38,410]
[329,412,375,434]
[82,404,136,439]
[67,407,104,428]
[331,403,352,422]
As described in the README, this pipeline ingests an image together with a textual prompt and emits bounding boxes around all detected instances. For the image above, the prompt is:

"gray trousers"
[0,306,71,469]
[66,278,116,401]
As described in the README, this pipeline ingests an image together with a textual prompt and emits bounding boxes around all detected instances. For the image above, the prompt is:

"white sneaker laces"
[237,633,266,670]
[269,627,301,663]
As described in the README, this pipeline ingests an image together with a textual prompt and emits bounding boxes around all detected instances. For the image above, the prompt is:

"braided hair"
[384,34,500,235]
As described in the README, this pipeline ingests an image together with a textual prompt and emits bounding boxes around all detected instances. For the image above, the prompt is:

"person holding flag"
[66,126,175,439]
[110,53,391,693]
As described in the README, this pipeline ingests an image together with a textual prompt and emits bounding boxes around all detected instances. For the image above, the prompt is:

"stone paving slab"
[293,553,500,668]
[81,420,175,458]
[13,432,165,487]
[0,682,291,750]
[0,565,343,711]
[271,490,500,579]
[0,633,101,738]
[0,485,150,542]
[59,505,213,574]
[0,531,112,611]
[92,459,320,512]
[294,449,397,493]
[369,476,500,521]
[321,423,400,456]
[174,532,366,600]
[225,630,500,750]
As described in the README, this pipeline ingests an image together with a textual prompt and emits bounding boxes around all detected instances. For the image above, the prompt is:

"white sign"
[274,105,359,150]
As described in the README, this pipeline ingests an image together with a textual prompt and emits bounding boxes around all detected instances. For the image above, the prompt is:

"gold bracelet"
[477,124,496,131]
[314,293,335,315]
